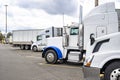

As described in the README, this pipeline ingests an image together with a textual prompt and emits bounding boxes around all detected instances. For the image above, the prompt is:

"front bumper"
[82,66,101,80]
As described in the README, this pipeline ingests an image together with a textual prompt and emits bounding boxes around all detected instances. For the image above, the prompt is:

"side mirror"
[90,33,95,45]
[31,40,33,44]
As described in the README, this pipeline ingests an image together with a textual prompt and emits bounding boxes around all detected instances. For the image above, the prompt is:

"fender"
[91,51,120,68]
[99,54,120,68]
[42,46,63,59]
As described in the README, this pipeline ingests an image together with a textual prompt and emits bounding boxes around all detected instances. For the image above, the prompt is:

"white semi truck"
[83,3,120,80]
[42,2,120,65]
[31,27,63,52]
[42,23,82,64]
[12,29,43,50]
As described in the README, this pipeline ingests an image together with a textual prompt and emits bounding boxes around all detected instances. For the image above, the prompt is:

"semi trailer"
[12,29,43,50]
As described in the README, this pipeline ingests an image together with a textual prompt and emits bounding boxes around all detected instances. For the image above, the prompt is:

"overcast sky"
[0,0,120,33]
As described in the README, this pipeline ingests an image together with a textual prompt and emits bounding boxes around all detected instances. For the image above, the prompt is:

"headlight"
[85,55,94,67]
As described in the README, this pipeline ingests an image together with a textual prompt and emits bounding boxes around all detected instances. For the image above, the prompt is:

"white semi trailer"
[12,29,43,50]
[42,2,120,64]
[31,27,63,52]
[83,3,120,80]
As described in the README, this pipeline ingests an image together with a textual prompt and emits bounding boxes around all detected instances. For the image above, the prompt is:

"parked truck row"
[42,2,119,63]
[41,2,120,80]
[10,2,119,80]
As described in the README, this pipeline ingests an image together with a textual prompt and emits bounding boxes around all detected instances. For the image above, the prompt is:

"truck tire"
[45,50,57,64]
[104,61,120,80]
[20,45,25,50]
[32,46,38,52]
[25,45,30,50]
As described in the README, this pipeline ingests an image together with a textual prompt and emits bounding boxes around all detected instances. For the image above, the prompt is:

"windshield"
[70,27,79,35]
[37,35,42,41]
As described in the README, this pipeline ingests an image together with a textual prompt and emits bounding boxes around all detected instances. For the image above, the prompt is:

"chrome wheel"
[104,61,120,80]
[46,53,55,62]
[45,50,57,64]
[32,46,37,52]
[111,68,120,80]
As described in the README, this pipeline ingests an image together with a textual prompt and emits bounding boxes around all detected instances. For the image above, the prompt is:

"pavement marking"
[38,63,82,69]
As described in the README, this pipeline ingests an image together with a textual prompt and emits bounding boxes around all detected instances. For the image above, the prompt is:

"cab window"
[37,35,42,41]
[70,27,79,35]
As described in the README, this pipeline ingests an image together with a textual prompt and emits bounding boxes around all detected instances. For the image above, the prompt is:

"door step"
[67,51,82,62]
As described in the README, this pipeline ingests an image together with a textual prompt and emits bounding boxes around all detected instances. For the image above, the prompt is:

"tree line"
[0,31,12,43]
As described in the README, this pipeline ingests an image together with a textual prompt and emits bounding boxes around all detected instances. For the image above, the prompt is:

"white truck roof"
[85,2,115,18]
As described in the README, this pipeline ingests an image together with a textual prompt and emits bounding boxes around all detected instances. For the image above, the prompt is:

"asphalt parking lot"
[0,44,84,80]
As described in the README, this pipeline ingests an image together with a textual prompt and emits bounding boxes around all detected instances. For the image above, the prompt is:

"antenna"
[63,13,64,27]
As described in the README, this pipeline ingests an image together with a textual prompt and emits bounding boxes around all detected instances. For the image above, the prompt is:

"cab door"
[68,27,79,48]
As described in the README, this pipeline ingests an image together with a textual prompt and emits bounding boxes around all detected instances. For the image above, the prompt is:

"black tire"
[45,50,58,64]
[20,45,25,50]
[104,61,120,80]
[32,46,38,52]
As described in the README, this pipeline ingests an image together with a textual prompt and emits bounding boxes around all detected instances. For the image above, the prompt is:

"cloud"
[0,0,79,33]
[17,0,78,16]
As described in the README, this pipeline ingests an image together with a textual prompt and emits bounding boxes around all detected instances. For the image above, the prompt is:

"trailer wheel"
[45,50,57,64]
[32,46,38,52]
[25,45,30,50]
[20,45,25,50]
[104,61,120,80]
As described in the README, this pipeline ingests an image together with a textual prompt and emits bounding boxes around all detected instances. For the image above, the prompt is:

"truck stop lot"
[0,44,84,80]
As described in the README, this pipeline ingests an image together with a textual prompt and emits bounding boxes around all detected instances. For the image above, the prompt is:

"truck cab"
[62,24,83,62]
[83,2,120,80]
[31,33,46,52]
[42,24,84,64]
[31,27,63,52]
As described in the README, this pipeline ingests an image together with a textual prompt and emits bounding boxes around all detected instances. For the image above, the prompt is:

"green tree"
[7,32,12,38]
[0,32,4,42]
